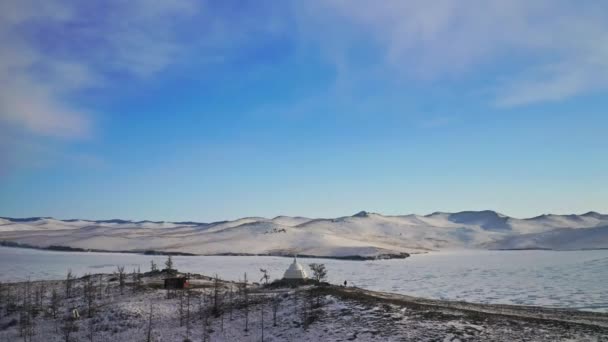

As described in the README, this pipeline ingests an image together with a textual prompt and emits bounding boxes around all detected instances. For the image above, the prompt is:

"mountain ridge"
[1,210,607,257]
[3,209,605,226]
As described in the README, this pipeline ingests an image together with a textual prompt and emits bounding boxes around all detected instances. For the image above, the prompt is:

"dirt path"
[315,286,608,341]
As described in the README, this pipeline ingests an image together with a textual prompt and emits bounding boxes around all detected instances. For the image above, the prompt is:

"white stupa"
[283,256,308,279]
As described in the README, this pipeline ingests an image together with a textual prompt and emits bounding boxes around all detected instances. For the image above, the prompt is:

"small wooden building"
[164,277,189,289]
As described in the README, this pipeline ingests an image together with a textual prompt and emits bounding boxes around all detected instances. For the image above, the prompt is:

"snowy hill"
[1,211,607,257]
[484,225,608,250]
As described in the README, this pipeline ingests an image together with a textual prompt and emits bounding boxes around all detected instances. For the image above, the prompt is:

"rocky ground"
[1,270,607,341]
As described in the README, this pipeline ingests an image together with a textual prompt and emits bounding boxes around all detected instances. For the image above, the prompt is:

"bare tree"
[19,278,34,342]
[88,317,94,342]
[260,300,265,342]
[41,283,47,308]
[137,266,143,290]
[131,267,143,293]
[50,289,60,319]
[200,291,212,342]
[201,309,210,342]
[178,289,185,327]
[115,266,126,295]
[26,279,34,341]
[60,316,77,342]
[146,302,154,342]
[185,290,192,341]
[293,289,298,316]
[220,294,224,332]
[150,260,158,272]
[34,283,45,312]
[243,272,249,332]
[228,288,234,321]
[164,255,174,272]
[18,286,25,339]
[259,269,270,285]
[271,295,280,327]
[309,263,328,307]
[0,282,7,317]
[131,269,137,293]
[97,274,103,300]
[302,289,315,329]
[65,269,74,298]
[83,274,95,318]
[49,288,61,334]
[198,294,203,320]
[309,263,327,283]
[212,274,221,316]
[6,285,15,315]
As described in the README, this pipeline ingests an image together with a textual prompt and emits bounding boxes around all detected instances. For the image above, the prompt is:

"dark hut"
[164,277,189,289]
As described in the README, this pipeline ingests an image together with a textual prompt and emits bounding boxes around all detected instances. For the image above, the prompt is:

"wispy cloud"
[2,0,607,142]
[0,1,86,138]
[0,0,199,139]
[496,59,608,107]
[0,0,211,177]
[293,0,608,106]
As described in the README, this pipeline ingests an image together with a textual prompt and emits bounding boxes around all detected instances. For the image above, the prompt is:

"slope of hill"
[485,225,608,250]
[1,211,607,257]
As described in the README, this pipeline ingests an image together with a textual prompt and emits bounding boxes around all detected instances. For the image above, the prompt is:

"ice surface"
[1,247,606,312]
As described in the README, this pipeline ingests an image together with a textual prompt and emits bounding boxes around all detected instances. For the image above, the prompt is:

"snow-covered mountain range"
[1,211,607,257]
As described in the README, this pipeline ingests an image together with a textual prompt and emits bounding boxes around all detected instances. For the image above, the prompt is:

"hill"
[1,211,607,257]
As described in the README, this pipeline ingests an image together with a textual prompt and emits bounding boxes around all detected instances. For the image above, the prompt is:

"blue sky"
[1,0,607,221]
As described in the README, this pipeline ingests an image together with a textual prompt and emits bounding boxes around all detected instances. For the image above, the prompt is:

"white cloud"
[496,61,608,107]
[2,0,606,144]
[0,79,91,138]
[0,0,199,139]
[294,0,608,105]
[0,1,84,138]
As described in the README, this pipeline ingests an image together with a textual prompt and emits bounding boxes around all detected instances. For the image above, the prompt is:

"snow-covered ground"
[2,247,607,312]
[2,211,608,257]
[1,271,607,341]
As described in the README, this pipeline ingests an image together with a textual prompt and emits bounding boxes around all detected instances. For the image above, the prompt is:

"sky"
[1,0,607,222]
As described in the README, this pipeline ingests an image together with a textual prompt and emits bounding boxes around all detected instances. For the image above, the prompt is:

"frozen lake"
[1,247,607,312]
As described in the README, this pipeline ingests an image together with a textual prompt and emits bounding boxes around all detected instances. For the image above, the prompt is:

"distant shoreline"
[0,241,410,260]
[3,241,608,262]
[490,247,608,251]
